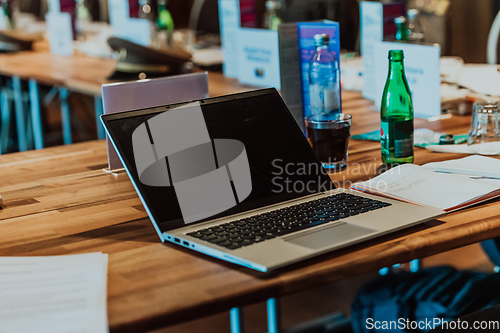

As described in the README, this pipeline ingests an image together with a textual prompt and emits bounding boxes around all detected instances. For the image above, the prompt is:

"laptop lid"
[101,88,334,237]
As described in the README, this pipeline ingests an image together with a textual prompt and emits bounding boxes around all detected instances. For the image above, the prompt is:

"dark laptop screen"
[103,89,334,232]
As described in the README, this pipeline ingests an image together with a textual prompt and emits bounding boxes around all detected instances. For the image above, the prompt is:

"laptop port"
[174,238,180,243]
[183,241,189,246]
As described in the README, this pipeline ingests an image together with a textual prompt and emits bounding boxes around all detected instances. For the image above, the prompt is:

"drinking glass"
[468,101,500,155]
[305,113,352,171]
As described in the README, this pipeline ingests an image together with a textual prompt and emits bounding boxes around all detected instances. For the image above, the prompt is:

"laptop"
[101,88,445,272]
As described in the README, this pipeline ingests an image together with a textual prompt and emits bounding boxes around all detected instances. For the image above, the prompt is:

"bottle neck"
[395,24,407,41]
[388,59,405,79]
[315,45,329,52]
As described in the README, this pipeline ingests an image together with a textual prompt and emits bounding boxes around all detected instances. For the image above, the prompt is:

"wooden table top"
[0,41,252,97]
[1,90,499,332]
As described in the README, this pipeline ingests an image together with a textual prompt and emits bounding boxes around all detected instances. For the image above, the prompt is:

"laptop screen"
[103,88,334,232]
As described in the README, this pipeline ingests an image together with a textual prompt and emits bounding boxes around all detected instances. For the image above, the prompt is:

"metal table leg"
[12,76,27,151]
[410,259,420,272]
[95,95,105,139]
[29,79,43,149]
[59,88,72,145]
[0,89,11,154]
[267,297,281,333]
[230,307,244,333]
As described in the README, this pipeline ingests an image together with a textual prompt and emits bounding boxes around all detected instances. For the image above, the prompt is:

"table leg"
[29,79,43,149]
[410,259,420,272]
[12,76,27,151]
[95,96,105,139]
[267,297,281,333]
[230,307,244,333]
[59,88,72,145]
[380,260,420,275]
[0,89,11,154]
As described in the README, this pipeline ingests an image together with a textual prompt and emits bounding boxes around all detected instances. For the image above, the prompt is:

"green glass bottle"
[157,0,174,33]
[394,16,407,41]
[380,50,414,166]
[1,0,13,29]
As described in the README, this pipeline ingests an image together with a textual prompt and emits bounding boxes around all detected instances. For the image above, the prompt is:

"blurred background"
[15,0,500,62]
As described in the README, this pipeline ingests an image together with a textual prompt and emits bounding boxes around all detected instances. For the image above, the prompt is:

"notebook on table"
[351,156,500,212]
[100,88,445,272]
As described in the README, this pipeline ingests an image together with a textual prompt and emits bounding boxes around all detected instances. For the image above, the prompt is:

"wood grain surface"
[1,87,499,332]
[0,40,253,97]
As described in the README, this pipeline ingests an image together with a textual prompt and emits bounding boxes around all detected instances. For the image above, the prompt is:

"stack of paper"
[0,252,108,333]
[350,156,500,212]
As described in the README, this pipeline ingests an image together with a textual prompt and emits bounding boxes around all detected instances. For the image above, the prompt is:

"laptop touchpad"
[285,223,376,250]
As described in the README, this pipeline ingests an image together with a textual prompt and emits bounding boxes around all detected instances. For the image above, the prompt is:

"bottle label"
[309,84,340,114]
[394,120,413,158]
[309,84,323,114]
[324,87,340,112]
[381,119,413,158]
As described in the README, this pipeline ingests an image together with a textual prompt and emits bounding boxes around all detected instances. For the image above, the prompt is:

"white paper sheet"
[0,252,108,333]
[457,64,500,97]
[425,155,500,179]
[352,164,500,211]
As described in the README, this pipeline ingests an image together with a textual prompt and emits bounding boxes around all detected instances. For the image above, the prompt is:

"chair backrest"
[189,0,220,34]
[487,10,500,64]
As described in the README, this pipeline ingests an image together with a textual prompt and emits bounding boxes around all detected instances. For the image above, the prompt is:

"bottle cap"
[439,134,455,145]
[313,34,330,47]
[388,49,404,60]
[265,0,281,10]
[394,16,406,24]
[407,9,419,19]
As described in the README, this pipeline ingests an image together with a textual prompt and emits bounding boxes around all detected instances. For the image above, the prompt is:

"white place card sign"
[113,18,151,47]
[360,1,383,101]
[236,28,280,89]
[218,0,241,78]
[373,41,441,119]
[108,0,129,26]
[102,73,210,171]
[46,12,74,56]
[48,0,61,12]
[360,1,406,101]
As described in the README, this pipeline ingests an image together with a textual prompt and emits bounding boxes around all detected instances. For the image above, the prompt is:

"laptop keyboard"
[186,193,391,250]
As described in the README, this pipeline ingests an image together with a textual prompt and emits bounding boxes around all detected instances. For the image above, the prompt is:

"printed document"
[0,252,108,333]
[351,161,500,212]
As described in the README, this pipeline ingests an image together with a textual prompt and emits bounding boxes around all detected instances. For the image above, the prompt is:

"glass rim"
[305,113,352,123]
[305,114,352,129]
[473,101,499,113]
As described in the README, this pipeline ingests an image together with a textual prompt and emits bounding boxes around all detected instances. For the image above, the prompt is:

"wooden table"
[1,90,499,332]
[0,41,250,150]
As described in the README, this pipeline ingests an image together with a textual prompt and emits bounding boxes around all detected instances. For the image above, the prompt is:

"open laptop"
[101,88,445,272]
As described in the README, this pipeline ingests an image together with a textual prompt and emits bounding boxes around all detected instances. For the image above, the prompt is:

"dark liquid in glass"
[306,123,350,164]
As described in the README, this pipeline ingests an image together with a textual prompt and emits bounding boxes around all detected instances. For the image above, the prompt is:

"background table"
[0,41,251,152]
[1,90,499,332]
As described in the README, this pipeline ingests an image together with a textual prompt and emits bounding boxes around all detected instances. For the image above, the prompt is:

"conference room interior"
[1,0,500,332]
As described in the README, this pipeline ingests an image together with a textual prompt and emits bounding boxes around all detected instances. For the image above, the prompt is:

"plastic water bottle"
[309,34,341,116]
[407,9,425,43]
[262,1,282,31]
